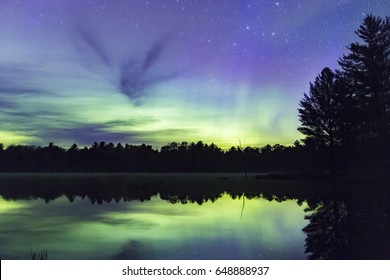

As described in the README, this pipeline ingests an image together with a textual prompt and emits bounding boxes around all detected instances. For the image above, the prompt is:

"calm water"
[0,174,389,259]
[0,194,307,260]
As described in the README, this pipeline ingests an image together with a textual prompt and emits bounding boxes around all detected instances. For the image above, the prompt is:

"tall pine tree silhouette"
[298,67,349,174]
[339,14,390,171]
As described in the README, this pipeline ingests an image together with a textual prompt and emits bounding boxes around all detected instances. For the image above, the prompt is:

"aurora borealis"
[0,0,389,148]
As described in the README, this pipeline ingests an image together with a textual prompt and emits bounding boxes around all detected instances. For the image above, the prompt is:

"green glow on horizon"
[0,198,27,213]
[0,80,303,148]
[0,131,39,145]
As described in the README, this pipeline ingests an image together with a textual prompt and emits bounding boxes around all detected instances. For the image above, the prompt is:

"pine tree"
[298,67,353,173]
[333,71,357,172]
[339,14,390,171]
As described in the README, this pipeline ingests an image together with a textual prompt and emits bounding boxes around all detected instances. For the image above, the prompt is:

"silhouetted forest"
[0,15,388,174]
[0,141,311,172]
[0,137,386,173]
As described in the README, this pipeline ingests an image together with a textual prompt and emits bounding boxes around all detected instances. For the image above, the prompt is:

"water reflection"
[0,174,389,259]
[303,186,390,259]
[0,195,306,260]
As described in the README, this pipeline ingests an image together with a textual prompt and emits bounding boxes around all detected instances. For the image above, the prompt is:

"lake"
[0,173,389,260]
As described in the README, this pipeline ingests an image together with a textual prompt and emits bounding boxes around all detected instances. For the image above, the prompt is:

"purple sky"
[0,0,389,148]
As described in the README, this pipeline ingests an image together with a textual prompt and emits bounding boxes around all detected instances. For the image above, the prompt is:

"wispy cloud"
[0,64,51,97]
[74,24,179,101]
[72,25,112,78]
[38,124,136,145]
[34,123,196,147]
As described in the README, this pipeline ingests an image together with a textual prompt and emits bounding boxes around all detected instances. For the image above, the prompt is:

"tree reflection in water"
[304,199,351,259]
[303,185,390,259]
[0,174,388,259]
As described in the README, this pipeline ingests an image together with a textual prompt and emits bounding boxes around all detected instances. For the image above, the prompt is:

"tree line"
[0,141,310,172]
[298,14,390,174]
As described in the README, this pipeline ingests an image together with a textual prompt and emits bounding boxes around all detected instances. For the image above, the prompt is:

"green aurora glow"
[1,0,389,148]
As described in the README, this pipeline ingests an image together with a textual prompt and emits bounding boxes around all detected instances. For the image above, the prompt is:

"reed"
[30,247,48,260]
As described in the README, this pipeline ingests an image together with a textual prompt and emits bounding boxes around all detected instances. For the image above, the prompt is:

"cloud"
[0,64,51,97]
[0,64,54,117]
[104,118,157,127]
[74,24,179,101]
[30,121,197,147]
[37,124,139,145]
[77,26,112,67]
[72,25,112,77]
[142,36,169,72]
[0,99,17,109]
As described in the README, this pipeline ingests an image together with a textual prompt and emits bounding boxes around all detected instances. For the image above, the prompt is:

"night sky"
[1,0,389,149]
